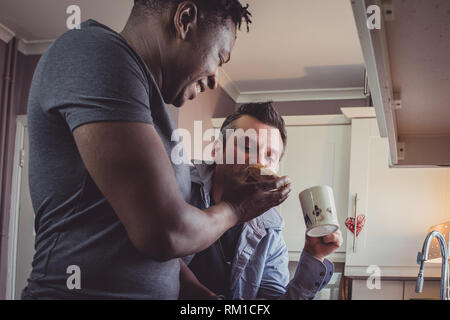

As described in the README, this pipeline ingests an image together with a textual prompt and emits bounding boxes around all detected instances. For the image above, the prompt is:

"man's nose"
[257,151,269,168]
[207,69,219,90]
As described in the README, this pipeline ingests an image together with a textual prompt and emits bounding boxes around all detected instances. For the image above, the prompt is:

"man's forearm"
[166,201,239,259]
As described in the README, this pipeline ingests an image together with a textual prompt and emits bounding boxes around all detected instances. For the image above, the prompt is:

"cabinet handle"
[353,193,358,253]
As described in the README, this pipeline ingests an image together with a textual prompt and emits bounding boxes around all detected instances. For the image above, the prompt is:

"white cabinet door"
[277,124,351,258]
[351,280,441,300]
[345,118,450,277]
[7,117,35,300]
[403,281,441,300]
[351,280,404,300]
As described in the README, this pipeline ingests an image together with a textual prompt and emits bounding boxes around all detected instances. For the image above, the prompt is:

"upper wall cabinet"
[351,0,450,167]
[343,115,450,278]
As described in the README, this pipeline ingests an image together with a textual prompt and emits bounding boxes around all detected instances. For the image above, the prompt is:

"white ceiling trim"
[0,23,15,44]
[0,22,54,55]
[17,39,54,55]
[236,87,367,103]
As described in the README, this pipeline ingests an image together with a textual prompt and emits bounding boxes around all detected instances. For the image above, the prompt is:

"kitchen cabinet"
[403,280,441,300]
[277,119,351,262]
[343,114,450,278]
[352,280,404,300]
[351,279,440,300]
[351,0,450,167]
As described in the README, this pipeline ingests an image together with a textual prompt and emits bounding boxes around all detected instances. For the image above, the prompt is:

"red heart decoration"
[345,215,366,236]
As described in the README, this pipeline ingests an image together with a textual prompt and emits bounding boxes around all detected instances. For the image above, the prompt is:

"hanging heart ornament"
[345,215,366,236]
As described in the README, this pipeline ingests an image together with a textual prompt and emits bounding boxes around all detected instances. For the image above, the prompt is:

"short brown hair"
[220,102,287,156]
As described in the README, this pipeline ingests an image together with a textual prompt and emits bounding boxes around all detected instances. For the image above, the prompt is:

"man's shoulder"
[254,208,285,230]
[37,19,152,104]
[46,19,141,68]
[52,20,116,48]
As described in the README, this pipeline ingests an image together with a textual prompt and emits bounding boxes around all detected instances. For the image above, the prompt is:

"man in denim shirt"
[184,102,343,300]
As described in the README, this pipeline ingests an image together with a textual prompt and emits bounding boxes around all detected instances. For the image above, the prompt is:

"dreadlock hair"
[220,102,287,157]
[133,0,252,32]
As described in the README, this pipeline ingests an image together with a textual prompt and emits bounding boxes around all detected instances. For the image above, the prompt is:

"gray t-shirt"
[23,20,191,299]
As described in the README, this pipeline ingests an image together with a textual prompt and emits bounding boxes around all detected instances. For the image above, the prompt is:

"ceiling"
[0,0,365,97]
[224,0,365,92]
[0,0,132,40]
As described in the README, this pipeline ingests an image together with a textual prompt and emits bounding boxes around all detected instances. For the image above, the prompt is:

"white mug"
[299,185,340,237]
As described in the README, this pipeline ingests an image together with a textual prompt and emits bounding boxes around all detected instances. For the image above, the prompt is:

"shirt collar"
[191,160,216,196]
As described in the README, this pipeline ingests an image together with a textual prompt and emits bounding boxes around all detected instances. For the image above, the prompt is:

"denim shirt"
[189,163,334,300]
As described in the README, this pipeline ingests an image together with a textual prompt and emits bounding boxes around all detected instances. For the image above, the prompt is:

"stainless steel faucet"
[415,230,449,300]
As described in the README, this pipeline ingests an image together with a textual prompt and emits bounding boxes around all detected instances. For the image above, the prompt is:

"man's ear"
[174,1,198,40]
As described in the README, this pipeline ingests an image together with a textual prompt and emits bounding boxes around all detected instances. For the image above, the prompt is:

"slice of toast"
[246,164,277,182]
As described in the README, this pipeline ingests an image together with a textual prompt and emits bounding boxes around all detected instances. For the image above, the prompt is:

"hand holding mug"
[303,230,343,262]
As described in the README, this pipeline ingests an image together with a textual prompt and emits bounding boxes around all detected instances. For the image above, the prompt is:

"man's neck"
[120,20,166,90]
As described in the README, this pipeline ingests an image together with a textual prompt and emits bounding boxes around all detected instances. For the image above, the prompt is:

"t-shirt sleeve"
[38,27,153,132]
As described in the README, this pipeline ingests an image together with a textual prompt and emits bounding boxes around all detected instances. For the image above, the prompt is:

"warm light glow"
[426,221,450,263]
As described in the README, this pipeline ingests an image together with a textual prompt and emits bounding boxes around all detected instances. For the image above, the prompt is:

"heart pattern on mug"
[345,215,366,236]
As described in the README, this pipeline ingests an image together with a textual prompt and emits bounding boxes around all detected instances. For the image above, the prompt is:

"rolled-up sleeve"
[284,251,334,300]
[256,231,335,300]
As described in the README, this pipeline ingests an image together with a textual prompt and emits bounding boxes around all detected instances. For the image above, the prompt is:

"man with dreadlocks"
[23,1,291,299]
